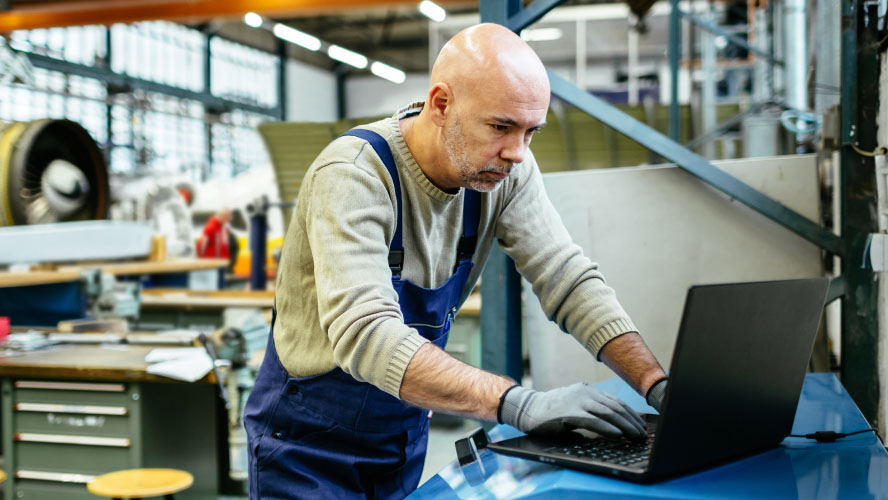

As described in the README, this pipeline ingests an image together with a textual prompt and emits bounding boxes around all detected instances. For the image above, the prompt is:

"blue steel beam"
[504,0,563,32]
[549,71,845,256]
[480,0,521,25]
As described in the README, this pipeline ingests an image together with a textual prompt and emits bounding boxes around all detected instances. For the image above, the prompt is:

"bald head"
[430,23,549,105]
[403,23,550,192]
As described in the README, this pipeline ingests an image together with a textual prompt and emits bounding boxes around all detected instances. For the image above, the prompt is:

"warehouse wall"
[345,73,430,118]
[286,59,338,122]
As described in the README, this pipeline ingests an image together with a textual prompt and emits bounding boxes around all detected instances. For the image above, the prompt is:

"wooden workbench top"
[0,344,216,384]
[140,288,274,310]
[0,258,228,288]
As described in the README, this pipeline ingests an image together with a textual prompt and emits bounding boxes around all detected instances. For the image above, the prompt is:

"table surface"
[411,373,888,500]
[0,344,216,384]
[0,258,228,288]
[140,288,275,309]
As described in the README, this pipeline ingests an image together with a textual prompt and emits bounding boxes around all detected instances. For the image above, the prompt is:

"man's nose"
[500,132,526,164]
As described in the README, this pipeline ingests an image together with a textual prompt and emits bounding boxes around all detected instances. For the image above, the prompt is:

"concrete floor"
[420,419,478,485]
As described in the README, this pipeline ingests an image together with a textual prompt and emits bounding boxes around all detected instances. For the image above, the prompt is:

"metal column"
[840,0,880,428]
[699,9,717,159]
[783,0,808,112]
[277,39,287,121]
[480,243,523,383]
[668,0,681,141]
[479,0,524,383]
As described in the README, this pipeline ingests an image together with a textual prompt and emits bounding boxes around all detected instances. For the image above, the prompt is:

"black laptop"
[487,278,830,483]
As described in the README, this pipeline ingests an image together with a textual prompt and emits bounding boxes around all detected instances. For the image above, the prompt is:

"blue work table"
[410,373,888,499]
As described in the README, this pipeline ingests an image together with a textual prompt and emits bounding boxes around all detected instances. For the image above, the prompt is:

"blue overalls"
[244,128,481,500]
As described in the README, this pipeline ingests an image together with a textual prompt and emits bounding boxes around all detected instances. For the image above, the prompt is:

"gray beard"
[444,117,507,193]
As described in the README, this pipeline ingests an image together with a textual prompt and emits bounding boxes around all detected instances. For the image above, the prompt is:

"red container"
[0,316,9,340]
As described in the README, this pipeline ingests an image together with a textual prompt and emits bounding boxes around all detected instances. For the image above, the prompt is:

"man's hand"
[498,383,646,439]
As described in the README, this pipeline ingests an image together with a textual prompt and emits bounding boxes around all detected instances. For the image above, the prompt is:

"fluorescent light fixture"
[521,28,563,42]
[418,1,447,22]
[244,12,263,28]
[371,61,406,84]
[273,23,321,51]
[328,45,368,69]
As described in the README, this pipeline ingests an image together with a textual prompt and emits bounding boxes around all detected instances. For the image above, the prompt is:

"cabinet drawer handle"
[15,433,130,447]
[16,469,96,483]
[15,381,126,392]
[15,403,128,415]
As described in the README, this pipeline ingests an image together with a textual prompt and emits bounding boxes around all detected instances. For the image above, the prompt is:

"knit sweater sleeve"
[303,154,429,397]
[494,150,637,357]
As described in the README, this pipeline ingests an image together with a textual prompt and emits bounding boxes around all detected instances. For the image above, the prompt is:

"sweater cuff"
[586,317,637,359]
[383,333,430,398]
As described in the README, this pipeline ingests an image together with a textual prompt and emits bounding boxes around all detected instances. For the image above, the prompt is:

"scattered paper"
[144,347,212,382]
[144,347,205,363]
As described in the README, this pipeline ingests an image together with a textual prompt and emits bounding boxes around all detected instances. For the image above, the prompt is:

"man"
[245,23,668,499]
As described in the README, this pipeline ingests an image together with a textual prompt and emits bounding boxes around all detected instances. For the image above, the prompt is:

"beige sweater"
[273,103,638,398]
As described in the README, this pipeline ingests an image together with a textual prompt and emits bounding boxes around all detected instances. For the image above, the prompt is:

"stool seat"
[87,468,193,499]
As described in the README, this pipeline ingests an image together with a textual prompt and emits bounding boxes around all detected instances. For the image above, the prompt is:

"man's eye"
[490,124,508,132]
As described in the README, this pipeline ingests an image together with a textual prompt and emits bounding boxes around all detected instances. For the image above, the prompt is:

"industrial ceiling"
[0,0,655,73]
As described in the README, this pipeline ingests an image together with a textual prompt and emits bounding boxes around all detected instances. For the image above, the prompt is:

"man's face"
[442,92,548,192]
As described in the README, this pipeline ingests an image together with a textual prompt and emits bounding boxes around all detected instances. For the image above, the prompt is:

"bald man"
[244,23,667,499]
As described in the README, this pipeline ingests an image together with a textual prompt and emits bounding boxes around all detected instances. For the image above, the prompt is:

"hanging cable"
[850,143,888,157]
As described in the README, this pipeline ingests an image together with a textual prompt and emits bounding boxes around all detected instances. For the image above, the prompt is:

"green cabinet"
[2,379,219,499]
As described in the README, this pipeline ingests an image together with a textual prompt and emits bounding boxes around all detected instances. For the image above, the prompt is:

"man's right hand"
[498,383,646,439]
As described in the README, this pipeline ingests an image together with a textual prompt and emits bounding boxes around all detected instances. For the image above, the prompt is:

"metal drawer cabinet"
[2,378,220,500]
[3,380,140,499]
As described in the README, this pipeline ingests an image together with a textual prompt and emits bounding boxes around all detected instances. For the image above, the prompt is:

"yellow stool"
[0,470,6,483]
[87,468,193,500]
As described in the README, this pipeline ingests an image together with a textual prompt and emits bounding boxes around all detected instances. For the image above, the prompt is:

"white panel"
[0,221,153,264]
[286,60,337,122]
[345,73,429,119]
[526,155,823,390]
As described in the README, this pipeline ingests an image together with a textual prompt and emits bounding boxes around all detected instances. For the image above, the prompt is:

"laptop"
[487,278,830,483]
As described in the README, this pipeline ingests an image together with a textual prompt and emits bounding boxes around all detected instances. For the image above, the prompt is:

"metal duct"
[0,119,109,226]
[783,0,808,111]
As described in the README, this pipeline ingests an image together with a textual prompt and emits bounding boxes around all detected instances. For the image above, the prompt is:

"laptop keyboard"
[545,420,656,468]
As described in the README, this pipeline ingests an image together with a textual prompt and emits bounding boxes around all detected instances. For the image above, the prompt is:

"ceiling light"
[273,23,321,51]
[418,1,447,23]
[244,12,263,28]
[371,61,406,84]
[328,45,368,69]
[521,28,563,42]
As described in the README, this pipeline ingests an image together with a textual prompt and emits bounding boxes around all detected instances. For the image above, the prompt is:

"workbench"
[0,344,224,500]
[0,258,229,289]
[411,373,888,499]
[138,288,274,330]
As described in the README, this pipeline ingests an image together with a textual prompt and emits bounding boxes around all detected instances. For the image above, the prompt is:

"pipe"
[783,0,808,111]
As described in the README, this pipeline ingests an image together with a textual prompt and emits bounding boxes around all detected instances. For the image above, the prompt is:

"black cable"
[789,429,877,443]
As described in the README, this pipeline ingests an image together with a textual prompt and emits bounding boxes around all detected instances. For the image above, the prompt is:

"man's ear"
[427,83,452,127]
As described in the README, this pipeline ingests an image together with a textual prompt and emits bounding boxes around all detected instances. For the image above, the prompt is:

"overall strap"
[342,129,404,276]
[457,189,481,264]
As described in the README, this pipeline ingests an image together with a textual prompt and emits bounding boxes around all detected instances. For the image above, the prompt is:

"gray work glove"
[646,378,668,413]
[498,383,646,439]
